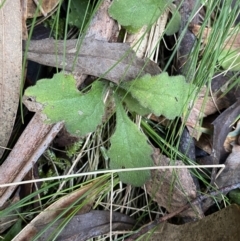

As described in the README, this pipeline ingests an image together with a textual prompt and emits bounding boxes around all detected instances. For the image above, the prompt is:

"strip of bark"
[0,114,63,208]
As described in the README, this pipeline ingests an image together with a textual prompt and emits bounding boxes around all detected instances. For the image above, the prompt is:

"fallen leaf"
[27,0,60,18]
[195,133,212,155]
[13,179,106,241]
[0,0,22,158]
[211,99,240,165]
[190,24,240,50]
[215,144,240,188]
[36,210,135,241]
[203,144,240,211]
[190,24,240,71]
[25,38,161,84]
[147,204,240,241]
[145,149,203,219]
[186,86,230,140]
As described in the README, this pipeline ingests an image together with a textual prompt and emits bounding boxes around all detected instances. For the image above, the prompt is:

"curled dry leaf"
[223,119,240,152]
[145,149,203,219]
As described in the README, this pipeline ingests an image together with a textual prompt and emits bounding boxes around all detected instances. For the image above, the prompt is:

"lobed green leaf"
[24,73,105,136]
[108,0,172,33]
[120,72,194,119]
[108,97,153,186]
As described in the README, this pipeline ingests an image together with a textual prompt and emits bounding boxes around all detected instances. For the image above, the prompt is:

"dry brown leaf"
[148,204,240,241]
[211,99,240,166]
[35,210,135,241]
[202,144,240,211]
[27,0,60,18]
[215,144,240,188]
[186,86,229,140]
[25,38,161,84]
[195,133,212,155]
[190,24,240,50]
[145,149,203,219]
[0,0,22,158]
[84,0,119,42]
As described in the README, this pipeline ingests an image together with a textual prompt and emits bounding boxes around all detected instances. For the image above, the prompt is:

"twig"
[0,114,63,208]
[125,182,240,240]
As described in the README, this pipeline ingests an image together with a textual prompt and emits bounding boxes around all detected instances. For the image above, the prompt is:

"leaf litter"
[2,0,240,240]
[145,148,203,219]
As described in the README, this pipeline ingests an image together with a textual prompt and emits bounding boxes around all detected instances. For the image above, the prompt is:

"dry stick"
[0,115,64,207]
[125,182,240,241]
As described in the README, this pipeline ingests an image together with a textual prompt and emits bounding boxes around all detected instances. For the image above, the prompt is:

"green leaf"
[117,88,151,116]
[120,72,193,119]
[229,189,240,205]
[165,5,181,35]
[218,49,240,71]
[24,73,105,136]
[68,0,91,29]
[108,0,172,33]
[108,97,153,186]
[43,15,65,39]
